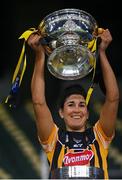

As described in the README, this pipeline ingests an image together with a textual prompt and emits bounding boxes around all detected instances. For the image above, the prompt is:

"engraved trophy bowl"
[38,8,98,80]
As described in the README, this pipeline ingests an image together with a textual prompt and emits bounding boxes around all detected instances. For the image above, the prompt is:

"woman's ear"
[59,108,64,119]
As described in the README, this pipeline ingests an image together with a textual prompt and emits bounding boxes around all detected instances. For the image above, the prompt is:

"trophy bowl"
[38,8,98,80]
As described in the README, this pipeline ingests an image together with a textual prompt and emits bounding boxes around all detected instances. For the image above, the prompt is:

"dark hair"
[58,84,87,109]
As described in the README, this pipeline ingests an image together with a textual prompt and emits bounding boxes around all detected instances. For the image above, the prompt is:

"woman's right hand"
[27,32,45,57]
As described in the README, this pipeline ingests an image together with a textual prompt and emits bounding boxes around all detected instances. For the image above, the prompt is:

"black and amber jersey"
[40,120,114,179]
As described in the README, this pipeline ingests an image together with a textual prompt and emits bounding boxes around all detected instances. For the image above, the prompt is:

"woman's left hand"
[98,28,112,51]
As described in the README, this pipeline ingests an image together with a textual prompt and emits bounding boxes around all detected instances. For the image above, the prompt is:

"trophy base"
[51,165,104,179]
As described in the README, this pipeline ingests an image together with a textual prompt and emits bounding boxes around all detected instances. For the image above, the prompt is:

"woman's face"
[59,94,89,132]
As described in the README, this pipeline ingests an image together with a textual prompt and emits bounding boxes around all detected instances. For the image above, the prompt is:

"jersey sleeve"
[38,124,59,152]
[94,120,115,149]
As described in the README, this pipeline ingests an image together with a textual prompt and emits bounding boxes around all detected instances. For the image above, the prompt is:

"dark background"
[1,0,122,79]
[0,0,122,179]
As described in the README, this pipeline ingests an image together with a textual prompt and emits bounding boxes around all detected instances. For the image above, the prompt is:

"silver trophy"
[38,8,98,80]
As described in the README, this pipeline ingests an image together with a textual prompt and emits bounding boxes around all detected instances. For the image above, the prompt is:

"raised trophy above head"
[38,8,98,80]
[5,8,99,107]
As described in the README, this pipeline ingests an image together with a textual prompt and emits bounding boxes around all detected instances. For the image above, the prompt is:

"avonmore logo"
[63,149,94,166]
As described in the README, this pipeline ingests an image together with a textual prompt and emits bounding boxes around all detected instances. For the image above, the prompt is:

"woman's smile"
[59,94,89,131]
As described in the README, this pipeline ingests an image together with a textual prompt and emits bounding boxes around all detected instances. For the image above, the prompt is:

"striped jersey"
[40,120,114,179]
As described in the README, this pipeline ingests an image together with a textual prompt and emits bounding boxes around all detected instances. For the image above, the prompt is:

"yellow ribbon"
[13,28,37,85]
[86,38,97,106]
[5,28,36,104]
[86,86,94,105]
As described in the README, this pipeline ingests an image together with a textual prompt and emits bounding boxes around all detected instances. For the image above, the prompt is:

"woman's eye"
[79,103,86,107]
[68,103,74,106]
